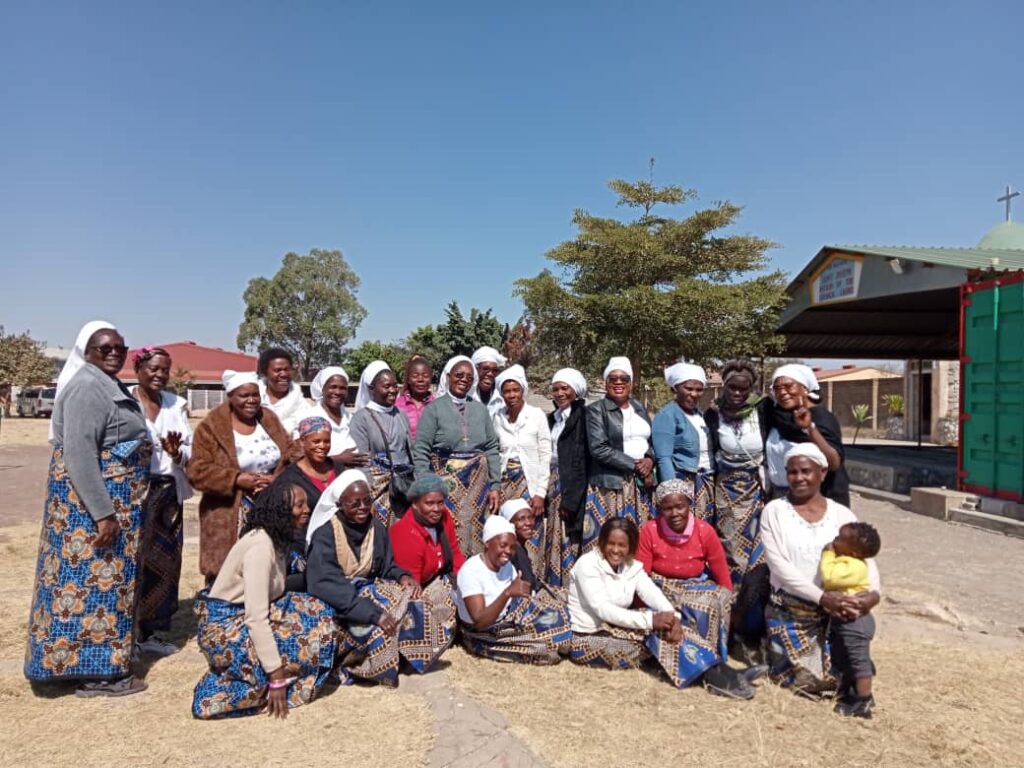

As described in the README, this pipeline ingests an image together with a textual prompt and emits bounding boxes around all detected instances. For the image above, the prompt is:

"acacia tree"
[515,177,788,384]
[237,249,367,379]
[0,328,54,386]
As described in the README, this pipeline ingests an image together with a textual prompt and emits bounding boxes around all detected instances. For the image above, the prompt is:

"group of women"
[25,321,878,720]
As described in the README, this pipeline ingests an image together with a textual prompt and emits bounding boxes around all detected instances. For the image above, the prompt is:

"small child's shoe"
[835,694,875,719]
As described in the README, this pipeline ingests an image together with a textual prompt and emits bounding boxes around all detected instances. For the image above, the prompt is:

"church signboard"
[810,253,863,305]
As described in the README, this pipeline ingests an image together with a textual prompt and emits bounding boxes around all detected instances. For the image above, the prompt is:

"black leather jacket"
[585,396,654,490]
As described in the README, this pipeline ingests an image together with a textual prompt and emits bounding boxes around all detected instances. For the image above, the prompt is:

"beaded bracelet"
[268,676,295,690]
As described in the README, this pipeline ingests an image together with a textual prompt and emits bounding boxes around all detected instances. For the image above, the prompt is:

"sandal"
[75,675,148,698]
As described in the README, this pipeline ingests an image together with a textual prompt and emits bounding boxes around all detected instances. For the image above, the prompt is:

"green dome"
[977,221,1024,250]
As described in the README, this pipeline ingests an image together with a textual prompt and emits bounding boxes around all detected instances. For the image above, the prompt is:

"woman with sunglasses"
[25,321,152,698]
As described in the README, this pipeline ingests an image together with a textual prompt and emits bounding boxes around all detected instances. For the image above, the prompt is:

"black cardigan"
[763,400,851,507]
[548,400,589,538]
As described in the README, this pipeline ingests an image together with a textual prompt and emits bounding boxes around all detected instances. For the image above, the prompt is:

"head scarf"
[551,368,587,400]
[482,514,516,543]
[771,364,819,395]
[494,364,529,402]
[603,356,633,381]
[306,469,370,546]
[784,442,829,469]
[471,346,507,367]
[222,370,260,394]
[355,360,392,411]
[436,355,478,400]
[51,320,117,440]
[407,473,449,500]
[653,478,695,506]
[297,415,331,437]
[664,362,706,389]
[310,366,349,402]
[499,498,531,522]
[131,345,169,370]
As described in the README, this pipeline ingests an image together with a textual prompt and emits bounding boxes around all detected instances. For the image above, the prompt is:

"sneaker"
[835,694,875,719]
[75,675,148,698]
[137,636,179,657]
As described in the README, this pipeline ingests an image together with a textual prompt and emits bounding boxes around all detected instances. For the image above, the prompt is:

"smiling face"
[370,370,399,408]
[675,380,705,412]
[85,329,127,375]
[447,362,474,398]
[300,429,332,464]
[483,532,517,568]
[411,491,447,528]
[501,380,524,411]
[228,383,261,420]
[657,492,691,533]
[772,376,806,411]
[321,375,348,411]
[339,481,373,525]
[406,361,432,397]
[600,528,631,568]
[509,509,534,542]
[290,486,310,530]
[605,370,632,404]
[137,353,171,396]
[723,373,754,410]
[550,381,576,410]
[264,357,293,396]
[785,456,827,501]
[476,361,500,395]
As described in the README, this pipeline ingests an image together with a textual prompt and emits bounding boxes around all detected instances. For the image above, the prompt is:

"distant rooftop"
[117,341,258,383]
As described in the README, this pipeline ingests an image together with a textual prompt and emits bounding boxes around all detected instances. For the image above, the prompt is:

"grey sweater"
[349,407,412,465]
[413,394,501,487]
[51,364,149,521]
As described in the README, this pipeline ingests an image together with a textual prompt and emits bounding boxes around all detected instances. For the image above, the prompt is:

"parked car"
[16,387,56,418]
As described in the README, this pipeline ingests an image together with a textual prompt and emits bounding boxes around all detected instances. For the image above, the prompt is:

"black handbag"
[367,410,415,515]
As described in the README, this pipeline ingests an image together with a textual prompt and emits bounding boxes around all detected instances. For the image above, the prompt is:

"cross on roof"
[997,184,1020,222]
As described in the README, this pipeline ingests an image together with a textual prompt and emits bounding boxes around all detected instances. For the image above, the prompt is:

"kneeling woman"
[457,516,571,664]
[306,471,443,685]
[192,481,337,719]
[568,518,752,697]
[636,480,759,697]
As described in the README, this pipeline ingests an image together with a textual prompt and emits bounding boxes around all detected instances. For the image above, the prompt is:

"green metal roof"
[977,221,1024,250]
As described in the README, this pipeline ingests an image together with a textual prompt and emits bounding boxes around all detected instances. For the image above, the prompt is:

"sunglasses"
[606,376,631,384]
[449,372,474,381]
[88,344,128,356]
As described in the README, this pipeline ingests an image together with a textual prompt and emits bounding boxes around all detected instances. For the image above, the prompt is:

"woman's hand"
[377,612,398,636]
[665,623,684,644]
[336,448,369,467]
[819,591,851,619]
[400,574,422,599]
[841,591,880,620]
[634,457,654,479]
[486,489,501,514]
[528,495,545,519]
[506,579,532,599]
[94,517,120,548]
[160,431,183,462]
[236,472,261,492]
[792,395,814,430]
[266,667,289,720]
[651,611,678,633]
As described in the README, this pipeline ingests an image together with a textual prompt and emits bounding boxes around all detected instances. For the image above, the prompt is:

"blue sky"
[2,1,1021,357]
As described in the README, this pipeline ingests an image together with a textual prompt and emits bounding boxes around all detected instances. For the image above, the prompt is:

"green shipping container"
[960,272,1024,501]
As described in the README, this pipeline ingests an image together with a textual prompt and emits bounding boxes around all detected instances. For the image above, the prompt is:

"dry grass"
[446,622,1024,768]
[0,523,433,768]
[0,416,51,446]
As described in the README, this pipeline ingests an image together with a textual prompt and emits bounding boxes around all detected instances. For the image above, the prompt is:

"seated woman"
[457,516,570,664]
[761,444,880,696]
[349,360,414,527]
[192,481,337,719]
[637,480,761,697]
[305,471,445,685]
[567,518,753,697]
[499,498,543,593]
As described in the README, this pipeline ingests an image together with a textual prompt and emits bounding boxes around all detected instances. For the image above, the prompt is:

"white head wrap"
[664,362,707,389]
[310,366,349,402]
[306,468,371,546]
[222,369,260,394]
[603,356,633,381]
[436,355,478,399]
[494,364,529,401]
[50,320,117,440]
[355,360,392,410]
[784,443,829,469]
[771,364,819,394]
[499,498,531,522]
[482,514,516,543]
[471,346,507,367]
[552,368,587,399]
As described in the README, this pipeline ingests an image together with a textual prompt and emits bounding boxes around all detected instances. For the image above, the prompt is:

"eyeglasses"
[772,381,802,394]
[476,364,500,374]
[340,496,373,511]
[449,372,474,381]
[606,376,631,384]
[88,344,128,356]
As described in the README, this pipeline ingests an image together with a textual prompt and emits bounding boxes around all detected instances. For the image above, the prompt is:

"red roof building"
[117,341,259,384]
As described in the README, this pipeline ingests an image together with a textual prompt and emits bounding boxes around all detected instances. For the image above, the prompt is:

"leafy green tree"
[403,324,450,377]
[237,248,367,379]
[168,367,197,396]
[515,176,788,384]
[343,340,410,381]
[0,327,55,387]
[401,302,508,378]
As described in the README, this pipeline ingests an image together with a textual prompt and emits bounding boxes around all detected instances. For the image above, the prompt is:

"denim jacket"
[651,401,714,483]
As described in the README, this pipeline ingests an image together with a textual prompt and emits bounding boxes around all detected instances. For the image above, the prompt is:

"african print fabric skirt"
[765,590,835,694]
[368,453,404,528]
[432,451,490,557]
[501,459,547,580]
[677,468,715,525]
[335,578,455,686]
[580,477,654,554]
[650,576,732,687]
[25,441,151,682]
[714,466,769,639]
[460,589,571,665]
[191,591,337,719]
[137,476,183,636]
[542,465,580,588]
[569,627,650,669]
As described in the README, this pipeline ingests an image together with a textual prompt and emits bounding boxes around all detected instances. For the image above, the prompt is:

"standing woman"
[470,346,507,416]
[765,365,850,506]
[651,363,715,521]
[305,366,366,467]
[413,356,501,557]
[130,346,193,656]
[25,322,151,697]
[543,368,590,587]
[703,359,770,659]
[349,361,414,527]
[188,371,292,584]
[581,357,655,555]
[395,355,435,442]
[257,348,308,434]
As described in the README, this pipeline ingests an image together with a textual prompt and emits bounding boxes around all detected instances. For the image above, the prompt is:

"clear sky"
[2,1,1021,357]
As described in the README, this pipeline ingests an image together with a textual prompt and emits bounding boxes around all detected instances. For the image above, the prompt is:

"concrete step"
[949,506,1024,539]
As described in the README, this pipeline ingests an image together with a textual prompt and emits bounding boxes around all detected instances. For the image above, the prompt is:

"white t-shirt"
[234,422,282,475]
[765,428,798,488]
[621,404,651,460]
[549,405,571,461]
[683,411,711,470]
[303,401,357,456]
[455,554,517,624]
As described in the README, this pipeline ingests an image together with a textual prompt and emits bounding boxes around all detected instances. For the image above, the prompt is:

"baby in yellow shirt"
[820,522,881,719]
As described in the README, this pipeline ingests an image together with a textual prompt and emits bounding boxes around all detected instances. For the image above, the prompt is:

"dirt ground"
[2,416,1023,767]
